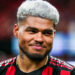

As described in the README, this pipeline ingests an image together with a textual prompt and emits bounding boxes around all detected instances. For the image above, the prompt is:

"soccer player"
[0,0,75,75]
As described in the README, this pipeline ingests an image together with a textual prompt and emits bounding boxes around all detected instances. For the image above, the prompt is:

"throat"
[16,55,48,73]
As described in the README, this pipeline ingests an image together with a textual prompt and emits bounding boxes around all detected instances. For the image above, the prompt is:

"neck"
[16,52,48,73]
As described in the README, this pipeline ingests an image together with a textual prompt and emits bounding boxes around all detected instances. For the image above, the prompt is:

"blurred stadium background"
[0,0,75,65]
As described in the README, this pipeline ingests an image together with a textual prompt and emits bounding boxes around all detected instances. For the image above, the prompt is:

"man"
[0,0,75,75]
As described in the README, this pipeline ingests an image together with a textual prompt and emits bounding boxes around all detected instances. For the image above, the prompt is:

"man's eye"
[27,30,37,33]
[43,30,53,36]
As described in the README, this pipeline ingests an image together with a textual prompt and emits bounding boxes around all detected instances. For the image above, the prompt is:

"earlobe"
[13,24,19,38]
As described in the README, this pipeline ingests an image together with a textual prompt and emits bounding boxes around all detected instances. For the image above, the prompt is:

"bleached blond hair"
[17,0,60,26]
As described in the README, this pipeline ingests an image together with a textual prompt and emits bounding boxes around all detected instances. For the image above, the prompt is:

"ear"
[13,24,19,38]
[54,31,56,35]
[53,30,56,38]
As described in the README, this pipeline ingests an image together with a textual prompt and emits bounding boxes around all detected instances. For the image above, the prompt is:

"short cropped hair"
[17,0,59,26]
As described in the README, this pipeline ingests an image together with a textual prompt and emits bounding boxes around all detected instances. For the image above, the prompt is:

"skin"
[13,16,55,73]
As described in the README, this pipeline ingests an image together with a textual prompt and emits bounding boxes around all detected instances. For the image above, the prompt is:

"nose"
[34,32,44,44]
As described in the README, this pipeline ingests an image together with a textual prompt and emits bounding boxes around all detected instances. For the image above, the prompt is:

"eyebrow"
[26,27,38,31]
[25,26,55,31]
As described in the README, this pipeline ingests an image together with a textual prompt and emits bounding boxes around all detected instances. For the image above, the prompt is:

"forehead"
[20,16,54,30]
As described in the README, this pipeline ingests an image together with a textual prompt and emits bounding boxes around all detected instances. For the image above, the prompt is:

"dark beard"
[19,45,52,62]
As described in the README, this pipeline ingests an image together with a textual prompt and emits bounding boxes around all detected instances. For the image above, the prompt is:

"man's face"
[14,16,55,61]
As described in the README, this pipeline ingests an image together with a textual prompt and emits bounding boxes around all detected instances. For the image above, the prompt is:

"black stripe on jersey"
[53,68,60,75]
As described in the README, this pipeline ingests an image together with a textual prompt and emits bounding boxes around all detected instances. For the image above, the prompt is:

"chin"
[24,50,50,61]
[20,46,51,61]
[26,53,46,61]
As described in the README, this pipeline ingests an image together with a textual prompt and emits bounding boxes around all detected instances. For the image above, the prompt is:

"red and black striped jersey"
[0,56,75,75]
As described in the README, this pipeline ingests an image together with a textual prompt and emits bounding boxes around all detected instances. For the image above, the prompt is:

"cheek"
[45,37,54,47]
[18,32,34,45]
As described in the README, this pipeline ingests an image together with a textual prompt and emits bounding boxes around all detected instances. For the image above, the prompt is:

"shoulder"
[0,57,16,68]
[0,57,16,74]
[48,56,74,71]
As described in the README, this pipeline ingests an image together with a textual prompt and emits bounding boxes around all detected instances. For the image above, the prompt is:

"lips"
[32,45,44,50]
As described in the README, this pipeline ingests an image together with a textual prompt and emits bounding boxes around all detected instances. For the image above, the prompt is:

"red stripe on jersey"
[6,66,15,75]
[2,63,5,66]
[42,66,53,75]
[60,70,70,75]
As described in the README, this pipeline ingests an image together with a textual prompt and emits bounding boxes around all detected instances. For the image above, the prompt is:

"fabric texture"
[0,56,75,75]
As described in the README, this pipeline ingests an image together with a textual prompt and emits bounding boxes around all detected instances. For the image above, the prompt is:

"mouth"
[32,45,44,50]
[29,44,46,50]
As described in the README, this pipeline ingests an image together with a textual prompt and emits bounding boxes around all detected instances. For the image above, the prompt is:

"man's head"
[13,0,59,61]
